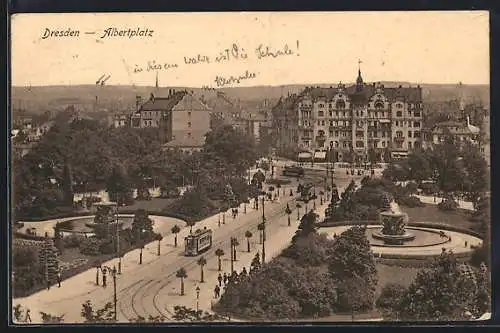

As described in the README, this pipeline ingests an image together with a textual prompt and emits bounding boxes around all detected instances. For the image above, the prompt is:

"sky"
[11,11,490,87]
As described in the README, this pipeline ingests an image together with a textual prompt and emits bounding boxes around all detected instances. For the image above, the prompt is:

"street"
[14,170,358,323]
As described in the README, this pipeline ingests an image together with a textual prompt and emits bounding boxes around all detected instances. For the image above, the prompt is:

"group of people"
[213,267,250,298]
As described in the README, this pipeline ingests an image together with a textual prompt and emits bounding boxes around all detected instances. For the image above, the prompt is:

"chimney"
[169,89,172,96]
[467,115,470,126]
[150,93,155,102]
[398,85,402,88]
[136,95,142,111]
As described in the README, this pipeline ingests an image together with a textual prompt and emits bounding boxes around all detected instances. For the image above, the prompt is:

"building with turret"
[272,67,424,162]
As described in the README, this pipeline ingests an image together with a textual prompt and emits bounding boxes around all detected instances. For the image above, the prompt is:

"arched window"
[375,102,384,109]
[336,100,346,109]
[318,130,325,136]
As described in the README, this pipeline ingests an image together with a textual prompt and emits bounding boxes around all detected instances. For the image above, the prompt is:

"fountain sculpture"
[372,199,416,245]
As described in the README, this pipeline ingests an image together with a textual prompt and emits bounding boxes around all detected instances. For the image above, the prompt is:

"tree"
[367,147,379,164]
[245,231,253,252]
[250,252,261,272]
[406,182,418,197]
[197,256,207,283]
[81,300,115,323]
[376,283,407,319]
[154,233,163,256]
[186,220,196,234]
[61,162,74,207]
[215,248,225,271]
[328,226,378,311]
[132,209,154,243]
[173,305,226,322]
[292,210,319,242]
[171,225,181,247]
[407,149,432,184]
[461,143,488,207]
[106,164,133,206]
[397,251,489,320]
[40,312,65,323]
[176,268,188,296]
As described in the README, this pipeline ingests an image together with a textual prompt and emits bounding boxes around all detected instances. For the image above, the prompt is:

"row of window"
[312,119,421,128]
[394,121,421,127]
[316,130,422,139]
[307,101,423,110]
[312,139,422,150]
[313,110,421,118]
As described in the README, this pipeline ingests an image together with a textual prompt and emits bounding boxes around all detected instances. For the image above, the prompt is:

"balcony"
[394,136,405,142]
[316,135,327,142]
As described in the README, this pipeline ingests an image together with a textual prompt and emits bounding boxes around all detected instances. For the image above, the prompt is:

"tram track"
[119,196,297,322]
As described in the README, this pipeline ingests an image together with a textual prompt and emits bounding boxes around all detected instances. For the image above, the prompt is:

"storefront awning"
[314,151,327,160]
[298,152,312,160]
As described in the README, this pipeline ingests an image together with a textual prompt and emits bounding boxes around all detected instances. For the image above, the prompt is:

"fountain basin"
[372,229,416,245]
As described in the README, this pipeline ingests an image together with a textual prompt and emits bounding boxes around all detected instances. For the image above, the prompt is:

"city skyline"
[12,11,489,87]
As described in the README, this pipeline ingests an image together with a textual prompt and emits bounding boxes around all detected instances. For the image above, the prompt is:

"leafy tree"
[81,300,116,323]
[40,312,65,323]
[61,162,74,207]
[367,147,379,164]
[245,231,253,252]
[106,164,133,206]
[132,209,154,243]
[154,233,163,256]
[397,251,490,320]
[461,143,488,207]
[406,182,418,197]
[283,232,335,267]
[376,283,407,319]
[215,248,225,271]
[250,252,261,272]
[407,149,432,184]
[176,268,188,296]
[328,226,377,311]
[292,210,319,242]
[173,305,226,322]
[186,220,196,234]
[197,256,207,283]
[171,225,181,247]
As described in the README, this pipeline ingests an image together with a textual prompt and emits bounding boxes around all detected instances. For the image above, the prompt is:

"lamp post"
[196,286,200,313]
[261,196,266,265]
[230,237,235,273]
[101,265,118,322]
[329,141,334,192]
[218,208,221,227]
[115,202,122,275]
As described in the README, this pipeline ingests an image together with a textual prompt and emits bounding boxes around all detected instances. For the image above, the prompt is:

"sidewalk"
[13,186,297,324]
[415,195,474,211]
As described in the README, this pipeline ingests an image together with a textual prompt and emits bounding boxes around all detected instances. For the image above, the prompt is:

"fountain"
[372,201,416,245]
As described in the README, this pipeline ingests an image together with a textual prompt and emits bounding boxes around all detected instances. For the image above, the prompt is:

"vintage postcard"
[10,11,491,324]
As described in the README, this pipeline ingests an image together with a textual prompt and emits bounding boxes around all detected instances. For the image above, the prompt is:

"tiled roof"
[140,91,187,111]
[302,84,422,103]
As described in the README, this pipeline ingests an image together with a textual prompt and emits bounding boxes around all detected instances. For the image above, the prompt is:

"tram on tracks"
[184,227,213,256]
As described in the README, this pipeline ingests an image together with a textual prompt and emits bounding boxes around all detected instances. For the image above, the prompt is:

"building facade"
[131,89,211,144]
[272,70,424,162]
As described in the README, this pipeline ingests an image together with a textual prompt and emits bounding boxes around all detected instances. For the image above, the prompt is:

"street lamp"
[196,286,200,313]
[329,141,334,192]
[115,202,122,275]
[261,196,266,265]
[101,265,118,322]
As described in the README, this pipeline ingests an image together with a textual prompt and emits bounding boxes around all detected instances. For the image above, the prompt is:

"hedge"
[13,231,48,241]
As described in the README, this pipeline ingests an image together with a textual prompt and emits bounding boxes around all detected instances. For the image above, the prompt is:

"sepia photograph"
[10,11,491,324]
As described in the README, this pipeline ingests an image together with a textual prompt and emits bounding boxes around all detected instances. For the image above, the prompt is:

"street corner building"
[272,68,425,162]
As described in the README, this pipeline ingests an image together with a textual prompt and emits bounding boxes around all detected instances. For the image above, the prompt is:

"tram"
[282,165,304,177]
[184,228,213,256]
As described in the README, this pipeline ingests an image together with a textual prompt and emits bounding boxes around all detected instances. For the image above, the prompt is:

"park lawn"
[403,204,474,231]
[375,263,420,298]
[122,198,175,213]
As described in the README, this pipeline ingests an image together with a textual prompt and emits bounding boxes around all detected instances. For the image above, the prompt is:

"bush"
[79,237,102,256]
[62,234,85,248]
[99,240,116,255]
[438,198,459,212]
[396,195,425,208]
[376,283,407,312]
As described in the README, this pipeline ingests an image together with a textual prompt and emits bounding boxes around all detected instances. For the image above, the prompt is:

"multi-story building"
[131,89,212,145]
[272,69,424,162]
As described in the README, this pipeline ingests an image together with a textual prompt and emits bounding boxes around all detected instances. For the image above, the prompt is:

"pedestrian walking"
[290,189,293,196]
[223,273,228,285]
[241,267,247,276]
[465,241,468,248]
[102,270,107,288]
[57,271,61,288]
[214,285,220,298]
[25,309,31,323]
[218,273,223,286]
